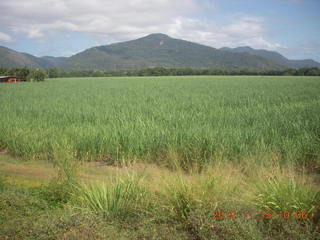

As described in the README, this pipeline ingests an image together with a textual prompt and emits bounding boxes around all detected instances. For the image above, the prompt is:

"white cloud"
[0,32,12,42]
[0,0,281,51]
[165,15,282,50]
[224,16,265,38]
[0,0,196,40]
[27,29,44,39]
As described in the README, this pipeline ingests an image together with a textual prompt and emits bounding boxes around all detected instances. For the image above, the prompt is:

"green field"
[1,76,320,239]
[1,76,320,168]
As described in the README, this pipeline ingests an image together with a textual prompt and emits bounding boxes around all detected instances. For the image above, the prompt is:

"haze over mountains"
[1,34,319,71]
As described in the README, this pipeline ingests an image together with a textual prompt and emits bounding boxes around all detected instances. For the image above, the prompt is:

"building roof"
[0,76,17,79]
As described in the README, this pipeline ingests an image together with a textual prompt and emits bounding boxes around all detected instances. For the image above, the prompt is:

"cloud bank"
[0,0,281,50]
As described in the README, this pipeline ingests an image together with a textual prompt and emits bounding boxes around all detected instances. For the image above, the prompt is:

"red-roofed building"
[0,76,26,83]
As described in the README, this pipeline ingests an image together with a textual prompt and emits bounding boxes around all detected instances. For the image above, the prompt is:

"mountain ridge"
[0,46,65,69]
[221,46,320,68]
[0,33,319,71]
[59,34,287,71]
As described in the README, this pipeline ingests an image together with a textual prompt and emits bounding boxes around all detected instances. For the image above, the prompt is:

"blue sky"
[0,0,319,61]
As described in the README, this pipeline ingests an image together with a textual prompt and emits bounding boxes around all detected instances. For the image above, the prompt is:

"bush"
[27,69,47,82]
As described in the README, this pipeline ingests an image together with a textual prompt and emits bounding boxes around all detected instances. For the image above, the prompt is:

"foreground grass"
[1,76,320,168]
[1,76,319,238]
[1,155,319,239]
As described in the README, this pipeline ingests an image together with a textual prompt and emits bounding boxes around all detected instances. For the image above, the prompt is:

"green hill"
[60,33,286,71]
[1,33,319,71]
[0,46,43,69]
[222,46,320,68]
[0,46,65,69]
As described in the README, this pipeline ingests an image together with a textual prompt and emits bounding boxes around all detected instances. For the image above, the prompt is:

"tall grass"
[165,176,195,221]
[0,76,319,168]
[74,173,146,218]
[253,176,320,219]
[38,147,79,206]
[1,156,319,239]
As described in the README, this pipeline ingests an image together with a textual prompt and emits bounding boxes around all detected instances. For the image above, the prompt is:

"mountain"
[0,46,43,69]
[289,59,320,68]
[41,56,67,68]
[60,33,286,71]
[221,46,320,68]
[0,46,66,69]
[1,34,319,71]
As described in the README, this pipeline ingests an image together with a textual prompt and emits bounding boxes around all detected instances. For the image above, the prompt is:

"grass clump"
[253,176,320,221]
[0,176,8,191]
[35,148,79,207]
[165,177,195,222]
[74,173,147,218]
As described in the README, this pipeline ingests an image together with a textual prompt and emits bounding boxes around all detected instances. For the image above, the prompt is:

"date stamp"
[210,209,308,220]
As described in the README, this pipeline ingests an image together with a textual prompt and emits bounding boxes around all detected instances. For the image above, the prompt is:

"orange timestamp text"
[210,209,308,220]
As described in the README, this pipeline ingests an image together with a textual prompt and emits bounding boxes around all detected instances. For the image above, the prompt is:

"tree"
[27,69,48,82]
[0,67,7,75]
[16,67,30,79]
[48,68,59,78]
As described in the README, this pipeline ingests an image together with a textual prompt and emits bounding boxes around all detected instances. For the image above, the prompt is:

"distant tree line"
[0,67,47,81]
[1,66,320,79]
[46,67,320,77]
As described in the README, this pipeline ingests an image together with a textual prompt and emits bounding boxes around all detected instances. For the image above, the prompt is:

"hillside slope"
[221,46,320,68]
[1,34,319,71]
[0,46,65,69]
[60,34,286,71]
[0,46,43,69]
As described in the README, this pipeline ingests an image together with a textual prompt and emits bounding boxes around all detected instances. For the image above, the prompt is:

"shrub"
[27,69,47,82]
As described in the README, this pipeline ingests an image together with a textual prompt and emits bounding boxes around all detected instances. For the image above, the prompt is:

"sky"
[0,0,319,61]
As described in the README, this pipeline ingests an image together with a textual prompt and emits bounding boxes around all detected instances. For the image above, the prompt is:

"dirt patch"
[84,157,115,167]
[85,161,110,167]
[0,150,9,155]
[0,163,56,180]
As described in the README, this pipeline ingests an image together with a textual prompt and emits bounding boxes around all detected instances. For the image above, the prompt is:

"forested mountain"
[221,46,320,68]
[60,34,286,71]
[1,34,319,71]
[0,46,65,69]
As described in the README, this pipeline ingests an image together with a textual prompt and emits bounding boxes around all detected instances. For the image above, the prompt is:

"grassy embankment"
[0,76,319,239]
